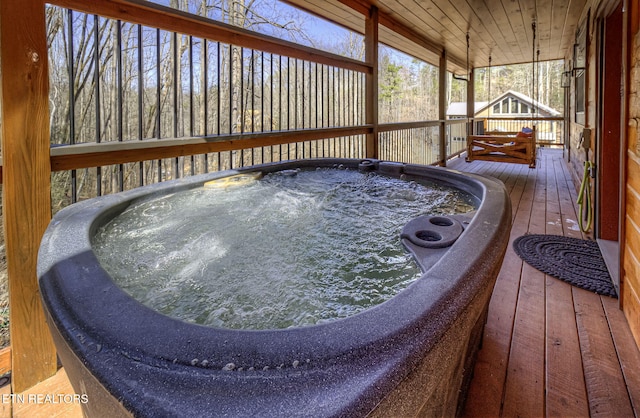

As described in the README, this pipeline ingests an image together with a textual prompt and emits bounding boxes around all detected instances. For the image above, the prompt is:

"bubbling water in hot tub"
[92,167,477,330]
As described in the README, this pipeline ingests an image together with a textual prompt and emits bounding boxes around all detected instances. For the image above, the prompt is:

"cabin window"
[511,100,519,113]
[493,104,500,114]
[521,103,529,113]
[574,17,587,125]
[502,99,508,113]
[576,71,585,120]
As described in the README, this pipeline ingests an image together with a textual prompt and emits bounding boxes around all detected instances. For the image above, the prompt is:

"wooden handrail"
[48,121,473,172]
[50,126,373,171]
[472,116,564,122]
[378,120,442,132]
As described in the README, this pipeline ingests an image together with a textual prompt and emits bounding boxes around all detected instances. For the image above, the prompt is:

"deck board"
[453,148,640,417]
[458,156,536,416]
[543,153,590,416]
[574,288,635,417]
[0,383,10,418]
[0,368,82,418]
[602,295,640,413]
[545,278,590,417]
[502,262,546,417]
[501,154,547,417]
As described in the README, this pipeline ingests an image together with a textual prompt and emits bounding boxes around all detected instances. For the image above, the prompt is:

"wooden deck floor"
[2,148,639,417]
[449,148,640,417]
[0,368,82,417]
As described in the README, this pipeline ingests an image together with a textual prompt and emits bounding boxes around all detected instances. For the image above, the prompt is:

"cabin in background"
[448,90,562,143]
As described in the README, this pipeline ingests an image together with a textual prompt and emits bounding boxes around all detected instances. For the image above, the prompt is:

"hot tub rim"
[37,158,510,382]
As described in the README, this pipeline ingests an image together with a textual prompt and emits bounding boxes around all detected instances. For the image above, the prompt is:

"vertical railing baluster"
[172,31,179,178]
[156,28,162,183]
[297,59,300,157]
[251,50,255,136]
[269,54,282,162]
[259,51,263,134]
[189,35,195,175]
[260,51,264,164]
[278,55,282,133]
[117,20,124,191]
[349,70,353,155]
[67,9,78,202]
[253,50,257,165]
[229,43,234,170]
[216,42,221,137]
[320,64,324,131]
[308,61,312,134]
[301,60,305,131]
[217,42,222,171]
[322,64,326,157]
[93,14,102,196]
[229,44,233,136]
[331,67,335,129]
[340,68,344,157]
[289,57,293,132]
[278,56,289,161]
[270,53,275,161]
[239,47,245,166]
[330,67,334,155]
[203,39,209,172]
[138,24,144,186]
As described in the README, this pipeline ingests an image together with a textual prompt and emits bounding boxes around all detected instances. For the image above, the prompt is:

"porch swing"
[465,23,538,168]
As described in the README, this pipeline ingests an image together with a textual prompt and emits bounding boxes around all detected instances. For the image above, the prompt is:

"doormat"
[512,234,617,298]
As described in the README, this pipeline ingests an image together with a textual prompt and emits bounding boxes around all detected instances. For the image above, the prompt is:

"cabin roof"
[447,90,561,117]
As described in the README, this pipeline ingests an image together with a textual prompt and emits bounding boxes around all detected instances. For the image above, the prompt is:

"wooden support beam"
[0,0,57,392]
[335,0,464,70]
[438,50,448,166]
[365,6,379,159]
[467,67,475,136]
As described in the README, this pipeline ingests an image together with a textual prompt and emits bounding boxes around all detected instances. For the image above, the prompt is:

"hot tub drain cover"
[513,234,617,298]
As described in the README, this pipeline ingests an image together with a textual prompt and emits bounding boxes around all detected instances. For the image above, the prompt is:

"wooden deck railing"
[43,0,469,210]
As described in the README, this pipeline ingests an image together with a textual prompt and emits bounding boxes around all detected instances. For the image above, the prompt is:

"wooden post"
[623,0,640,347]
[365,6,379,159]
[0,0,57,391]
[439,49,448,165]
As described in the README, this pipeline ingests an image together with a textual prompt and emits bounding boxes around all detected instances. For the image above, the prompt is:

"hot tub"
[37,158,511,417]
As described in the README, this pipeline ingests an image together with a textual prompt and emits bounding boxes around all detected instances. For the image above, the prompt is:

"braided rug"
[512,234,617,298]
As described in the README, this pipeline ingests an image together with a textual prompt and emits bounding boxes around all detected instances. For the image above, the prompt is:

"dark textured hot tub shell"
[37,159,511,417]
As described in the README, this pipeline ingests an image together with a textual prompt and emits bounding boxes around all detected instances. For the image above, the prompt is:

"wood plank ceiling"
[284,0,589,73]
